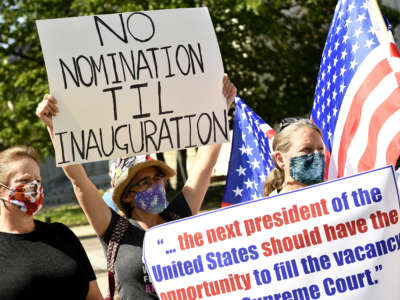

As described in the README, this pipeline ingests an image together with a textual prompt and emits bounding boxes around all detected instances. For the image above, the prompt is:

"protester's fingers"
[222,76,236,108]
[35,100,46,118]
[46,100,59,115]
[36,101,51,118]
[223,73,228,84]
[36,95,57,128]
[41,94,59,115]
[222,74,229,92]
[222,74,231,96]
[35,103,51,123]
[227,82,236,98]
[36,106,52,127]
[43,94,58,104]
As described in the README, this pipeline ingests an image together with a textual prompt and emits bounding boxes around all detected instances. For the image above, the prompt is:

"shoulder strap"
[105,216,129,300]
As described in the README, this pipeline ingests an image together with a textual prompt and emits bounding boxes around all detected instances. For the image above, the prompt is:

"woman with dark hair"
[264,118,325,196]
[37,75,236,300]
[0,146,103,300]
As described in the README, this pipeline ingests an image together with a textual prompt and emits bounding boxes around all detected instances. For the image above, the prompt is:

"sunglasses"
[122,172,166,197]
[278,117,301,133]
[129,173,166,192]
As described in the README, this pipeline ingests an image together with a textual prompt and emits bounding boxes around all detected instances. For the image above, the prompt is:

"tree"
[0,0,398,159]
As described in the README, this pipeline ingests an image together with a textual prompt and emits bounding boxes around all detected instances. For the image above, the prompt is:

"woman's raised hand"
[36,94,58,131]
[222,74,237,109]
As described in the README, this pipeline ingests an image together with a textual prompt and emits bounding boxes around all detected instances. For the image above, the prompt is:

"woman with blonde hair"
[0,146,103,300]
[264,118,325,196]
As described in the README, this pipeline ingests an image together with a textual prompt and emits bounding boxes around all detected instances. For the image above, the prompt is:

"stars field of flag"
[311,0,400,179]
[222,97,275,207]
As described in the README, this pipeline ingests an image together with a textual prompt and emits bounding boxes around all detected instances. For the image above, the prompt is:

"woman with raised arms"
[36,75,236,300]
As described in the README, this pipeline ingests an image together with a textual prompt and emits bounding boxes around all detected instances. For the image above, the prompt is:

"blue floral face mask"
[289,152,325,186]
[134,183,168,214]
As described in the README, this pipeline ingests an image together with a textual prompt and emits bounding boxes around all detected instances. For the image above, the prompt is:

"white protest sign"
[36,8,226,166]
[143,166,400,300]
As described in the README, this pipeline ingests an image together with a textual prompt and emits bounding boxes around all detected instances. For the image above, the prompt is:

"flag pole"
[370,0,391,43]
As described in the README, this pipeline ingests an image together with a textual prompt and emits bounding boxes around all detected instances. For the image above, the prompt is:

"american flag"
[222,97,275,207]
[311,0,400,180]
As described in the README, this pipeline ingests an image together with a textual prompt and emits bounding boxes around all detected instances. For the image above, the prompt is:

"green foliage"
[0,0,398,158]
[34,204,89,226]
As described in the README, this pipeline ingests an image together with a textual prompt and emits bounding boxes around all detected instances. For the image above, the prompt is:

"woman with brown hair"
[264,118,325,196]
[0,146,103,300]
[36,75,236,300]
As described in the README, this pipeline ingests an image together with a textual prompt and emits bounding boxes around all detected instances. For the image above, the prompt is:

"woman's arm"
[86,280,104,300]
[36,95,112,237]
[182,74,236,214]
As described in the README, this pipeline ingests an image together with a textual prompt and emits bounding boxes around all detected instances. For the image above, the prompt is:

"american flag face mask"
[0,181,44,215]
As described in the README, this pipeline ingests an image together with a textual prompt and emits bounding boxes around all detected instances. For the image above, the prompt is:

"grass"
[35,184,225,226]
[35,204,88,226]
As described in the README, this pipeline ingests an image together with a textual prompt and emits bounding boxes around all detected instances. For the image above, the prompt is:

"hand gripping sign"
[143,166,400,300]
[36,8,226,166]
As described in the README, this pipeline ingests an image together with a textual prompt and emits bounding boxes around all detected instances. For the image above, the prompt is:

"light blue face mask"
[289,152,325,186]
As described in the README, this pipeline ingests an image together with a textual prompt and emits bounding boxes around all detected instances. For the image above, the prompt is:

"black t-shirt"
[0,220,96,300]
[101,192,192,300]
